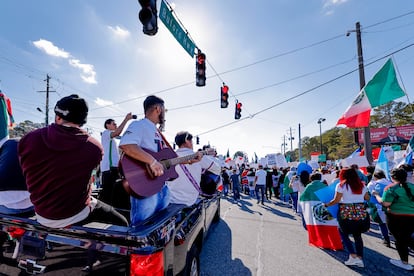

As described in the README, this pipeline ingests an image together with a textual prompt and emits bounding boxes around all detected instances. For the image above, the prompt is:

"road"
[200,194,413,276]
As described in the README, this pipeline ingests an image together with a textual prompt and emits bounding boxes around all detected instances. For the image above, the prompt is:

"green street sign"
[159,0,196,57]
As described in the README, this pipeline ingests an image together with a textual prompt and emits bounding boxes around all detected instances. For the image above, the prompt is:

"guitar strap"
[158,130,208,196]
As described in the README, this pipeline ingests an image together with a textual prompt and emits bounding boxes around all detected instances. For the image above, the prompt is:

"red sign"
[356,124,414,145]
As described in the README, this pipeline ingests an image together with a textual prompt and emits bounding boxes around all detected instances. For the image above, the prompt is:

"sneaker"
[389,259,413,271]
[345,256,364,267]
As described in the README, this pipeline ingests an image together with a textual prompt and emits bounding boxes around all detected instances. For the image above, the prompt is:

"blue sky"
[1,0,414,160]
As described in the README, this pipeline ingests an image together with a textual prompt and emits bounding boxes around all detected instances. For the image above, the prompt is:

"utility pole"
[288,127,295,152]
[355,22,373,165]
[37,74,56,126]
[298,123,302,161]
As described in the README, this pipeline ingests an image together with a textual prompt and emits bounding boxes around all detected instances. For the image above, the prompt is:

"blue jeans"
[130,185,170,226]
[0,205,34,215]
[255,185,265,203]
[339,228,364,257]
[280,184,290,202]
[223,184,230,196]
[233,184,240,200]
[290,192,298,213]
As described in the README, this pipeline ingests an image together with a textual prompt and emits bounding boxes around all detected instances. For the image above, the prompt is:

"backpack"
[200,171,221,195]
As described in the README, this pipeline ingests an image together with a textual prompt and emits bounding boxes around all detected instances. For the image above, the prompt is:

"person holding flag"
[299,173,343,250]
[325,168,370,268]
[372,168,414,271]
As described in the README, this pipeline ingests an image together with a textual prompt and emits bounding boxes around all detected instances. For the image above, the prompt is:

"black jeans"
[386,213,414,262]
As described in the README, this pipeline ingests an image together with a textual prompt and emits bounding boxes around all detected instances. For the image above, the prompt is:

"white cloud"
[68,59,97,84]
[95,97,113,106]
[323,0,348,8]
[108,25,130,39]
[32,39,70,58]
[32,39,97,84]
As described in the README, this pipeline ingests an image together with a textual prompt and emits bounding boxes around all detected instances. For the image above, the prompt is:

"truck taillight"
[130,251,164,276]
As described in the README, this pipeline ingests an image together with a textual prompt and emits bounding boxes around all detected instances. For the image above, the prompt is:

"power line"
[196,43,414,136]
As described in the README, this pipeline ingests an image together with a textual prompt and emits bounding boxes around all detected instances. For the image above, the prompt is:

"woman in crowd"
[372,168,414,271]
[325,167,370,268]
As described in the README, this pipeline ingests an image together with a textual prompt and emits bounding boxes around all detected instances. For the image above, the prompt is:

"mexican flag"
[337,59,405,128]
[299,181,343,250]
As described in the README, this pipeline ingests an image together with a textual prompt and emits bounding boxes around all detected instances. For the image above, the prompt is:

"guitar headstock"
[202,148,217,156]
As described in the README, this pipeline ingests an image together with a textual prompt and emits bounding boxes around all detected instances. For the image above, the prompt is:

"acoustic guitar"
[119,147,215,197]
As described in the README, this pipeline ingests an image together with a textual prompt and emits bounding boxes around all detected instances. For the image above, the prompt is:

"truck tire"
[184,245,200,276]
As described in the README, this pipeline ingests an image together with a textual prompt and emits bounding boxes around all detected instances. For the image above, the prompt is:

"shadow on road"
[200,218,252,276]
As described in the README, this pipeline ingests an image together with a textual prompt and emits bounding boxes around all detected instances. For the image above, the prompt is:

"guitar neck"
[162,150,206,167]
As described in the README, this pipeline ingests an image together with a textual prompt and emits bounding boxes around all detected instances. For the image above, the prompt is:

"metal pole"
[356,22,373,165]
[319,122,322,154]
[298,123,302,161]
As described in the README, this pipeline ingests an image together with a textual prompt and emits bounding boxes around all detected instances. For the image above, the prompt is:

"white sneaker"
[344,256,364,267]
[390,259,413,271]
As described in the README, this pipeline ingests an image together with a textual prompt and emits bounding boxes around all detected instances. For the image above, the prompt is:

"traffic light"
[235,101,242,120]
[196,136,200,145]
[138,0,158,36]
[221,84,229,108]
[196,51,206,87]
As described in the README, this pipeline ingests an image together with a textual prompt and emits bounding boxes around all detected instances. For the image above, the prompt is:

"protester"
[299,173,342,250]
[19,95,128,228]
[18,94,128,272]
[366,170,391,247]
[0,138,33,216]
[290,170,311,213]
[265,168,273,200]
[372,168,414,271]
[325,168,370,268]
[0,138,34,261]
[254,164,267,204]
[221,168,231,196]
[230,169,241,201]
[119,95,170,225]
[167,131,219,206]
[100,113,134,209]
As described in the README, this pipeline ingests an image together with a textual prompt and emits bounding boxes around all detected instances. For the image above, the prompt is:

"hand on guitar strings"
[150,159,164,176]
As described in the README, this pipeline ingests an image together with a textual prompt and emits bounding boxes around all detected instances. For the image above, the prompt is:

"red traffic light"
[237,102,242,109]
[197,53,206,64]
[222,85,229,94]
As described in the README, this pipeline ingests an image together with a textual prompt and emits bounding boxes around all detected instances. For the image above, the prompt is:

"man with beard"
[119,95,171,225]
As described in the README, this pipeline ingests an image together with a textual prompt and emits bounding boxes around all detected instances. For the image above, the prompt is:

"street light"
[317,118,326,154]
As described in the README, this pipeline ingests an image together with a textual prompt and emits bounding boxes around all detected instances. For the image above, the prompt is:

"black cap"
[54,94,88,126]
[174,131,192,147]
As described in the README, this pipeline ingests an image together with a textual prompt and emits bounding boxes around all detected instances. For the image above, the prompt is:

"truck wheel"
[184,245,200,276]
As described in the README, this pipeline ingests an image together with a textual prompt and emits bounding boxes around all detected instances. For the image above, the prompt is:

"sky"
[1,0,414,161]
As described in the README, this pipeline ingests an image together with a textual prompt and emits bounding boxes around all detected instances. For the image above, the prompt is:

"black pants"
[101,168,130,210]
[386,213,414,262]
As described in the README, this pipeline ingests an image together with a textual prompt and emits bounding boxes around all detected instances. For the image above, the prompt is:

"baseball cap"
[54,94,88,126]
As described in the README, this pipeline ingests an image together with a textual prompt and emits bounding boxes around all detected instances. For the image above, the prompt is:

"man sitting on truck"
[167,131,220,206]
[18,94,128,228]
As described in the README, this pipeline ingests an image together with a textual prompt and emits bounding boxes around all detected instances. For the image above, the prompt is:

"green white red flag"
[337,59,405,128]
[299,180,343,250]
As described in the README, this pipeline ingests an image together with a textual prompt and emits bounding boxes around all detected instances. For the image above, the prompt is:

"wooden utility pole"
[37,74,56,126]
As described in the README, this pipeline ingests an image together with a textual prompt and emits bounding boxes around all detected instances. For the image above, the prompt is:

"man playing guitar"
[119,95,200,225]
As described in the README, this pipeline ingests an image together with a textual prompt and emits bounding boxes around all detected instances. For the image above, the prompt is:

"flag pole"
[355,22,373,165]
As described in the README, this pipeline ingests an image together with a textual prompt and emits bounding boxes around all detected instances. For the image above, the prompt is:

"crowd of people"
[217,161,414,271]
[1,93,413,272]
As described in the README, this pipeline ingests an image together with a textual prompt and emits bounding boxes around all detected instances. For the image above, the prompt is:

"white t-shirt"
[120,118,162,152]
[255,169,267,185]
[167,148,218,206]
[100,129,120,171]
[336,183,368,203]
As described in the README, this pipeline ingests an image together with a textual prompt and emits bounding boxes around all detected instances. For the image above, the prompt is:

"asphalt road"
[200,193,414,276]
